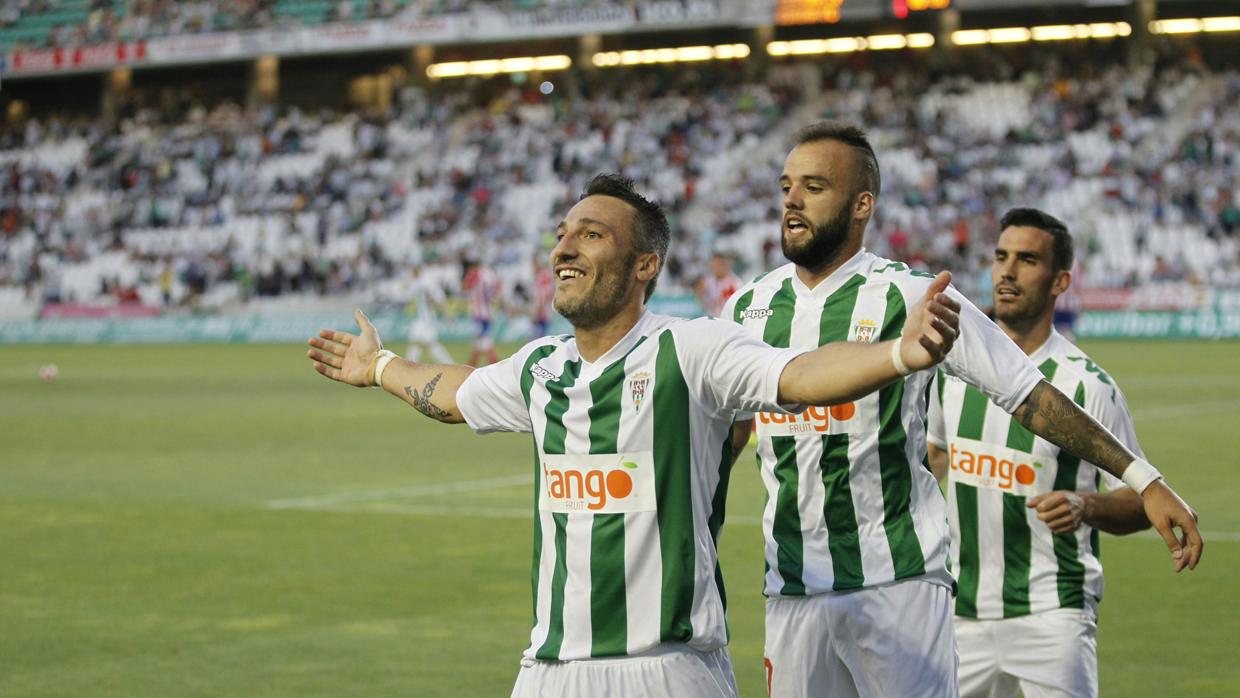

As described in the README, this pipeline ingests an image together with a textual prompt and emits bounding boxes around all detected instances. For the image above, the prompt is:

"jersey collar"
[789,248,871,301]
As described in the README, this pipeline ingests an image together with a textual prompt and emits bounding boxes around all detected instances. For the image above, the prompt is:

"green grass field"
[2,340,1238,697]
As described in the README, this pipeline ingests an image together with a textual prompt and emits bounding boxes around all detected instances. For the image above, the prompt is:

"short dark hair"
[580,173,670,302]
[792,121,881,198]
[999,207,1074,272]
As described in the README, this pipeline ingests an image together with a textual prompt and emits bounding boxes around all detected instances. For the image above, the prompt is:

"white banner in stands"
[3,1,725,78]
[145,33,243,63]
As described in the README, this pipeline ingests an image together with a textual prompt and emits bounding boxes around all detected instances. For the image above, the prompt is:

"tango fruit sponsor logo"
[756,403,855,435]
[949,439,1039,494]
[539,452,657,514]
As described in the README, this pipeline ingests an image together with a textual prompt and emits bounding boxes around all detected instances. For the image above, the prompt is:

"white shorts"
[956,608,1098,698]
[764,579,958,698]
[510,644,737,698]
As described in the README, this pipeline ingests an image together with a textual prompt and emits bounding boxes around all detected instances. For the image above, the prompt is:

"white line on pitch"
[270,501,1240,543]
[1131,398,1240,420]
[267,474,531,509]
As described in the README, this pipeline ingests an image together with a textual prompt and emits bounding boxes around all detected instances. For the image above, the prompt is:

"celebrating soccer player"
[927,209,1154,697]
[307,173,961,697]
[724,123,1202,697]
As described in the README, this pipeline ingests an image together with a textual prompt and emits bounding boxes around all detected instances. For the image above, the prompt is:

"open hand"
[900,271,961,372]
[307,309,383,387]
[1141,479,1203,572]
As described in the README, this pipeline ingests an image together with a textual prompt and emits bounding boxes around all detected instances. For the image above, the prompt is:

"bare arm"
[778,271,960,406]
[306,309,471,424]
[1010,381,1135,478]
[927,443,948,482]
[1010,380,1202,570]
[1027,487,1149,536]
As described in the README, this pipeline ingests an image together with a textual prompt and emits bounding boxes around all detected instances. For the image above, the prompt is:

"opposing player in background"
[463,258,502,366]
[695,252,743,318]
[403,265,454,365]
[928,209,1150,698]
[724,122,1202,698]
[530,256,556,338]
[306,173,963,697]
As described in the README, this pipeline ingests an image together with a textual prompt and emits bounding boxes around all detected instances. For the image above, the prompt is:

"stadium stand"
[0,0,630,51]
[0,26,1237,319]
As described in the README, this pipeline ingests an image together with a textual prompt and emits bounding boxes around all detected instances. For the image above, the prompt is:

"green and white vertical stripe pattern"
[460,312,790,661]
[935,332,1135,619]
[724,254,960,596]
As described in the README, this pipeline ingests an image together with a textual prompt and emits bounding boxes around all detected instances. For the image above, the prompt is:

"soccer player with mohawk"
[725,123,1202,697]
[307,173,963,697]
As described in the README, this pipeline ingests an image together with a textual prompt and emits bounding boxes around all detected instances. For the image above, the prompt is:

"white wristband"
[372,350,398,388]
[1121,458,1162,494]
[890,340,913,377]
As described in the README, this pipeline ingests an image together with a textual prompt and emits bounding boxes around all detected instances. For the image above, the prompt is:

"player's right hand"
[307,309,384,387]
[900,271,961,372]
[1141,479,1203,572]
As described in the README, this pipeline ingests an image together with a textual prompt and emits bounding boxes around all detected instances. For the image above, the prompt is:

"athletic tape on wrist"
[372,350,398,388]
[1122,458,1162,494]
[890,340,913,377]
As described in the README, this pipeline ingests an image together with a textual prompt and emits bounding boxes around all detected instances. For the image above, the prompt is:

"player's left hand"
[1141,479,1203,572]
[900,271,961,372]
[1027,491,1087,534]
[307,309,384,387]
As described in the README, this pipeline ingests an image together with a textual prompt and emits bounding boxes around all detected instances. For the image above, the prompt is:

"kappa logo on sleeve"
[529,362,559,383]
[948,438,1041,495]
[739,308,774,320]
[539,452,657,513]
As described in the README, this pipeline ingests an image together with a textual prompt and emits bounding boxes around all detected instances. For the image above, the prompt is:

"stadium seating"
[1,43,1237,313]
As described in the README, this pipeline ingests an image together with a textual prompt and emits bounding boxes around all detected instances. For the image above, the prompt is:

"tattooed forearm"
[1011,381,1134,479]
[404,372,452,422]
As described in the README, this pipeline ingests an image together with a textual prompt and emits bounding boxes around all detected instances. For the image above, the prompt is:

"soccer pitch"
[2,341,1237,697]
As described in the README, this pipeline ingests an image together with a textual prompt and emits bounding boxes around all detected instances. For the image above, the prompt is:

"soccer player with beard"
[927,209,1151,698]
[722,123,1202,698]
[306,173,963,697]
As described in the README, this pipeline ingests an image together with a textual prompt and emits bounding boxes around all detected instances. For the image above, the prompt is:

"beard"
[781,203,852,270]
[553,252,637,330]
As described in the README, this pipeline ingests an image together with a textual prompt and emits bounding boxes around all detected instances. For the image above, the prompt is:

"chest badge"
[629,371,651,412]
[854,319,879,343]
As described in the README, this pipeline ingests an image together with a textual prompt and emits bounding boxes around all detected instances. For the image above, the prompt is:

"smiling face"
[992,225,1070,327]
[779,139,871,271]
[549,195,649,330]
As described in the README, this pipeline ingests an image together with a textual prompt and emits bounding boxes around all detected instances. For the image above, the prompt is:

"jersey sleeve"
[456,350,535,435]
[674,318,805,418]
[927,369,947,448]
[1082,377,1144,490]
[941,288,1044,413]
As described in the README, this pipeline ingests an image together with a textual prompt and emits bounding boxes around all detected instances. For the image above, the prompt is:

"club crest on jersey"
[853,319,879,343]
[628,371,651,412]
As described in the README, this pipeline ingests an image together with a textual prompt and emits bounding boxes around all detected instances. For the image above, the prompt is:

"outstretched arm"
[778,271,960,406]
[1011,381,1202,571]
[307,309,472,424]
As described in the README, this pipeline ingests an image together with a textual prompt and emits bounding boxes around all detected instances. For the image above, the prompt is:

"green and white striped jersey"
[723,251,1045,597]
[928,330,1140,619]
[457,311,803,661]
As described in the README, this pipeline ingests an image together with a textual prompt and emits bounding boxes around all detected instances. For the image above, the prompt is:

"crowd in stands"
[1,40,1237,316]
[0,0,637,51]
